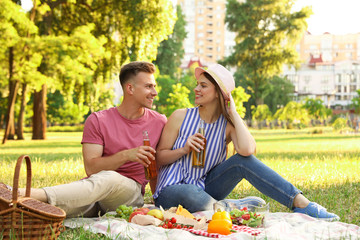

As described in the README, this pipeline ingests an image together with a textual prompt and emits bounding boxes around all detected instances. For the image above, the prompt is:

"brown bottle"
[192,119,206,168]
[143,130,157,179]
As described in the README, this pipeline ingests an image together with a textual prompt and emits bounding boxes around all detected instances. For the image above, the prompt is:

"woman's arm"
[226,95,256,156]
[156,109,205,166]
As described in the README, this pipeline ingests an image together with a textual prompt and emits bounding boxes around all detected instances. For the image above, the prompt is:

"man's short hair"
[119,61,155,87]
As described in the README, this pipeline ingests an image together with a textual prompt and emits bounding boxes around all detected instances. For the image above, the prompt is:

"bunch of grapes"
[115,205,133,221]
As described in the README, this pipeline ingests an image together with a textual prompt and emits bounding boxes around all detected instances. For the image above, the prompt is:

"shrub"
[332,118,348,131]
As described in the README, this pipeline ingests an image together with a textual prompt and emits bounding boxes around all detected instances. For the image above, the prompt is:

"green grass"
[0,129,359,239]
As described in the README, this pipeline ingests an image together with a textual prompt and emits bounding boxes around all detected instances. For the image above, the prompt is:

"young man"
[17,61,167,217]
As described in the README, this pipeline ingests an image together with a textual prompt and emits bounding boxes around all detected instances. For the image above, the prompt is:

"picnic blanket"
[64,211,360,240]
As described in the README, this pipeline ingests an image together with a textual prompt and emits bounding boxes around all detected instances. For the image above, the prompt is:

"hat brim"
[195,67,230,101]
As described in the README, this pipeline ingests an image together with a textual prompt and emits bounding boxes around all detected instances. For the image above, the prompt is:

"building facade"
[283,32,360,108]
[178,0,235,67]
[177,0,360,109]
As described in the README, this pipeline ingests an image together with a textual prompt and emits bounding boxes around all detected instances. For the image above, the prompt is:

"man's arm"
[82,143,155,177]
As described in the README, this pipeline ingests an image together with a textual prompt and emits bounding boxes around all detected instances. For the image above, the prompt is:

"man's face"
[130,72,157,109]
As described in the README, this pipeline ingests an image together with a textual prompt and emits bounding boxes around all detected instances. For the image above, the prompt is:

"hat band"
[206,69,228,95]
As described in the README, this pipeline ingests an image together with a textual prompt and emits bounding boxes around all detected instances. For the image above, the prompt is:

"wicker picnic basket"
[0,155,66,239]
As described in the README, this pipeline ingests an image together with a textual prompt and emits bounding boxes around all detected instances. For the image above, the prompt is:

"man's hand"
[126,146,155,167]
[82,143,156,177]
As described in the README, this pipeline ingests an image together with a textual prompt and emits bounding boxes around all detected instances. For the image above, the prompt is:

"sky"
[21,0,360,35]
[293,0,360,35]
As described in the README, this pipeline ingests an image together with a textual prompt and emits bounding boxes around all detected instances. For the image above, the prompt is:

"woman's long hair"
[203,72,234,127]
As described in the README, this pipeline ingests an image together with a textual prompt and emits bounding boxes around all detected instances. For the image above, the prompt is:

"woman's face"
[194,74,219,106]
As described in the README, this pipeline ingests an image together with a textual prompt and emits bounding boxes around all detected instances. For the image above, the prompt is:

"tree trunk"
[16,83,28,140]
[32,84,47,140]
[7,80,16,140]
[2,47,18,144]
[2,81,19,144]
[0,114,3,129]
[255,98,264,106]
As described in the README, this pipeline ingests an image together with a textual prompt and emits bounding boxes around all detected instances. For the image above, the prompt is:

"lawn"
[0,128,359,239]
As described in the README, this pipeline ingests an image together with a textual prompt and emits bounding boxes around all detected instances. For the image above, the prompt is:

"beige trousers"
[43,170,143,218]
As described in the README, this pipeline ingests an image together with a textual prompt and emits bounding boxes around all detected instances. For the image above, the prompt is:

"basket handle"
[12,155,32,204]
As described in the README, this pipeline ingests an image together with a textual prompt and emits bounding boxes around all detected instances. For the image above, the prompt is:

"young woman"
[153,64,339,221]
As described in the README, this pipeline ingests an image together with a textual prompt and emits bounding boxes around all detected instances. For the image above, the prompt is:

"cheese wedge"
[175,205,195,219]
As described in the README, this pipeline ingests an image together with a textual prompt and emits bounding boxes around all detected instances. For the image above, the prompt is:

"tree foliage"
[274,101,309,128]
[332,118,348,131]
[264,76,294,113]
[224,0,312,105]
[159,83,194,117]
[155,74,177,113]
[251,104,272,128]
[0,0,38,142]
[232,86,251,118]
[351,89,360,114]
[155,4,187,78]
[302,98,331,121]
[179,70,197,105]
[1,0,176,142]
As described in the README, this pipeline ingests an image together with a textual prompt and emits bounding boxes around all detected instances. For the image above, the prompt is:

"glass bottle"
[192,119,206,167]
[143,130,157,180]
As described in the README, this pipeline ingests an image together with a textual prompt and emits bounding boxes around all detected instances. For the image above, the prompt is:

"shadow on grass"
[255,135,360,142]
[0,152,82,162]
[256,151,360,161]
[0,141,82,149]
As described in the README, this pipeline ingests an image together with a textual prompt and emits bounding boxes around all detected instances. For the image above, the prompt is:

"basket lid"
[18,197,66,219]
[0,186,12,211]
[0,186,12,203]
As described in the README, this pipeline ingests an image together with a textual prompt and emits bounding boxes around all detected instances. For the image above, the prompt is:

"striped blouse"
[153,107,227,199]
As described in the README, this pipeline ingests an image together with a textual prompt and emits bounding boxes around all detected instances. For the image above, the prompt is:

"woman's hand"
[225,94,237,116]
[184,133,205,154]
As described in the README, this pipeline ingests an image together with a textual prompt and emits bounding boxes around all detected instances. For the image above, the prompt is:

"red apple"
[135,207,150,215]
[129,210,145,222]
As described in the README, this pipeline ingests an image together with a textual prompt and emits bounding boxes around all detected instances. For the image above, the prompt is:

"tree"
[49,0,176,114]
[264,76,294,113]
[159,83,194,117]
[179,70,197,105]
[274,101,309,129]
[47,90,91,125]
[332,118,348,132]
[251,104,272,128]
[154,4,187,78]
[0,0,37,143]
[224,0,312,105]
[1,0,176,142]
[302,98,331,124]
[155,75,177,114]
[351,89,360,114]
[232,86,251,118]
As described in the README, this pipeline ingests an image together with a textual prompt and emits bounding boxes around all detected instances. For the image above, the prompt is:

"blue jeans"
[154,154,301,212]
